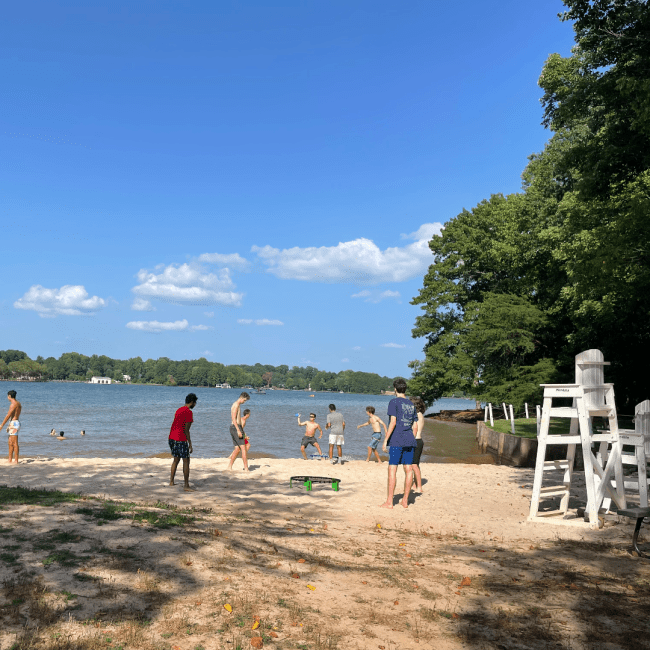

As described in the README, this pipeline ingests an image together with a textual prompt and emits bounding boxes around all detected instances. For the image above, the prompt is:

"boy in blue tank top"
[380,378,418,509]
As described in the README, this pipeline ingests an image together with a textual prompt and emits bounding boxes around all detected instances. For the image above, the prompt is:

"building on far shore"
[90,376,112,384]
[122,374,131,382]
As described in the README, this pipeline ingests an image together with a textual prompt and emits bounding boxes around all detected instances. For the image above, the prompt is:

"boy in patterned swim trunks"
[357,406,387,463]
[168,393,198,492]
[1,390,22,464]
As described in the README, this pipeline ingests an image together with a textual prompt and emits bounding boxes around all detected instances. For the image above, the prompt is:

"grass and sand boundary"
[1,457,650,649]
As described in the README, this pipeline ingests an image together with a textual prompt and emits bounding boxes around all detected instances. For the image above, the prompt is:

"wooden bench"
[617,506,650,558]
[290,476,341,492]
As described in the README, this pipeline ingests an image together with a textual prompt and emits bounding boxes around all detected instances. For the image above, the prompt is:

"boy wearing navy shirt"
[380,378,418,509]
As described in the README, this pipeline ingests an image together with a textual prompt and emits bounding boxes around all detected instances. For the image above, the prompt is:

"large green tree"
[410,1,650,408]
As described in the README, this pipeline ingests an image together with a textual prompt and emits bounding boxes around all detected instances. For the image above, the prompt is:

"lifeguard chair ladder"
[528,349,626,529]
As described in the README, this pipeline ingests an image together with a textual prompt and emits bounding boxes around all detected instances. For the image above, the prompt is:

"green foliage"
[0,485,81,507]
[410,2,650,408]
[4,349,394,394]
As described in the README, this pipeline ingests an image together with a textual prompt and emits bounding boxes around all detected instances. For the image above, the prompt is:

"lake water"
[2,381,486,462]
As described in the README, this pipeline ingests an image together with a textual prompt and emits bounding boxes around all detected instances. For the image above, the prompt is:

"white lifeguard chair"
[528,349,626,529]
[599,400,650,509]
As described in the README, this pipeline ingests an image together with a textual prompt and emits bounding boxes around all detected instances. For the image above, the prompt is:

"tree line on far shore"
[409,1,650,410]
[0,349,396,394]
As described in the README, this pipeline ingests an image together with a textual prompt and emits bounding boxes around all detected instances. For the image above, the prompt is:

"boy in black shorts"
[297,413,324,459]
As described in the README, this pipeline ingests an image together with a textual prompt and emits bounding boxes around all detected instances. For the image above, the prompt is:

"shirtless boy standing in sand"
[357,406,387,463]
[228,407,251,465]
[297,413,323,459]
[227,392,250,471]
[1,390,22,464]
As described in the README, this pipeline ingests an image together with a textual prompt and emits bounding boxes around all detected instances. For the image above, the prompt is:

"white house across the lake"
[90,376,112,384]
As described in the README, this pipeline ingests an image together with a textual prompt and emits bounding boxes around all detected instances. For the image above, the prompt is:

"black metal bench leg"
[632,517,648,558]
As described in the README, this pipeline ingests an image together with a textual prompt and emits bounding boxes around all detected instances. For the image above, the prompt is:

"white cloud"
[351,289,401,303]
[352,346,361,351]
[252,222,443,284]
[131,298,155,312]
[190,324,212,331]
[14,285,105,317]
[341,358,349,363]
[381,343,406,348]
[202,350,214,357]
[132,262,243,306]
[198,252,251,270]
[204,311,214,318]
[238,318,284,326]
[126,319,190,332]
[256,319,283,326]
[400,223,442,241]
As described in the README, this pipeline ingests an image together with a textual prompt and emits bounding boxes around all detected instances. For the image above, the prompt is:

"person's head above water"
[7,390,16,400]
[329,404,336,411]
[59,431,65,438]
[185,393,198,407]
[393,378,407,394]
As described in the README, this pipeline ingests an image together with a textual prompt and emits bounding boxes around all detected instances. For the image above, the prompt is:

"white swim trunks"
[328,434,344,446]
[7,420,20,435]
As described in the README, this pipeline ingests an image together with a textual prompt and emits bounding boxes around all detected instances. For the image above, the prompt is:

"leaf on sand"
[291,573,300,579]
[298,558,306,563]
[460,577,471,587]
[250,637,264,649]
[394,600,399,605]
[307,584,316,591]
[223,603,232,612]
[252,620,260,630]
[376,524,381,529]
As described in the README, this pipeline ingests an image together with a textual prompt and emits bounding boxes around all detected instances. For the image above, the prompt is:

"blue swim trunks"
[169,438,190,458]
[389,446,415,466]
[369,432,382,450]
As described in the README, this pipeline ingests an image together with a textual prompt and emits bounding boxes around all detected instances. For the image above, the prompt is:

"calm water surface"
[3,381,487,462]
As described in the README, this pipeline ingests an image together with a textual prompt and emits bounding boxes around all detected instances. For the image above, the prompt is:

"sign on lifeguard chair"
[528,349,626,529]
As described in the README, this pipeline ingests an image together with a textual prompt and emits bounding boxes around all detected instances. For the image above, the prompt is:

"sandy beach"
[1,458,650,649]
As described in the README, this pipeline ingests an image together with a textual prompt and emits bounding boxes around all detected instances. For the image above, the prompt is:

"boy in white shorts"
[1,390,22,464]
[325,404,345,464]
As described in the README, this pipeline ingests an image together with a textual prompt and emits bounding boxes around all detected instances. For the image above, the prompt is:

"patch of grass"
[73,573,102,582]
[131,511,195,528]
[43,549,90,567]
[0,485,81,506]
[487,417,568,439]
[1,552,19,564]
[75,501,194,528]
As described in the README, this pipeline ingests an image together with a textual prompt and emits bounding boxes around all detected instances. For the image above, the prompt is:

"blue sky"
[1,0,575,377]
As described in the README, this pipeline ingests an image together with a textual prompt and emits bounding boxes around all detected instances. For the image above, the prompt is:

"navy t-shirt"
[387,397,416,447]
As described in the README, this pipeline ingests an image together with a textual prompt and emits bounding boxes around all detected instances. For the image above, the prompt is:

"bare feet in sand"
[169,481,175,486]
[401,501,409,509]
[379,501,393,509]
[184,485,196,492]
